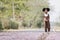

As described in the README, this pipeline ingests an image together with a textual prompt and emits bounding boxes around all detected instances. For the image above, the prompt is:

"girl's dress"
[44,13,50,32]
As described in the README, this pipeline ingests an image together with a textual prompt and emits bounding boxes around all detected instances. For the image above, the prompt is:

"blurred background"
[0,0,59,31]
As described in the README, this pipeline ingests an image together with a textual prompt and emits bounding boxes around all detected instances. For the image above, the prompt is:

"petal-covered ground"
[0,31,60,40]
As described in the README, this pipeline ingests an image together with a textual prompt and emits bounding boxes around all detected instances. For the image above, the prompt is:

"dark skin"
[44,9,50,32]
[44,9,50,21]
[42,8,50,32]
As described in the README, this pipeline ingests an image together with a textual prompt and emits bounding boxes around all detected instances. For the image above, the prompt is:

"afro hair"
[42,8,50,12]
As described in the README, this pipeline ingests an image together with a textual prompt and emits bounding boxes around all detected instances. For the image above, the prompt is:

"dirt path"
[0,31,60,40]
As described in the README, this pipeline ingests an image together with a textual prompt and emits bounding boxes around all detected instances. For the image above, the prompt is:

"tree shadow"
[37,32,49,40]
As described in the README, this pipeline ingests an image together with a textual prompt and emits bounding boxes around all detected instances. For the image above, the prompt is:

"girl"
[42,8,50,32]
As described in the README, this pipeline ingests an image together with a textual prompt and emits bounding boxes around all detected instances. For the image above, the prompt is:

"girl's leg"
[48,22,50,32]
[45,21,47,32]
[48,28,50,32]
[45,27,47,32]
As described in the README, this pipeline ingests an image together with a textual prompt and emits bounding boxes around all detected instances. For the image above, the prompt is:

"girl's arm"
[48,14,50,20]
[44,16,47,21]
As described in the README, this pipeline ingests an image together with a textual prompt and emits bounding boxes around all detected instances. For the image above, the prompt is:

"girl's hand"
[44,18,48,21]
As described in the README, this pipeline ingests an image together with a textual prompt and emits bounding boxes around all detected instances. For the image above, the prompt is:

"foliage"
[0,19,3,30]
[0,0,49,29]
[22,21,28,27]
[9,21,18,29]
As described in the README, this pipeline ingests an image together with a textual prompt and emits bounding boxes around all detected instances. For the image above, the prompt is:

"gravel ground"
[0,31,60,40]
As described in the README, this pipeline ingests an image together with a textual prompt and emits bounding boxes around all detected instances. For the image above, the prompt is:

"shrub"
[0,20,3,30]
[36,21,42,28]
[9,21,19,29]
[22,22,27,27]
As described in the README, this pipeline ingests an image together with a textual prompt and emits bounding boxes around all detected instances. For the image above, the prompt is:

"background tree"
[0,0,49,29]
